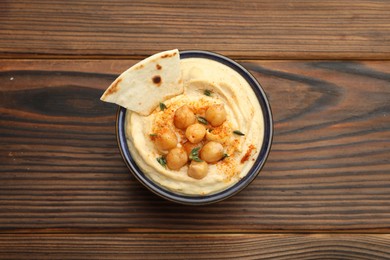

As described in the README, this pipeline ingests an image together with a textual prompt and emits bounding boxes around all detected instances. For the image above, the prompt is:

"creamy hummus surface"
[125,58,264,195]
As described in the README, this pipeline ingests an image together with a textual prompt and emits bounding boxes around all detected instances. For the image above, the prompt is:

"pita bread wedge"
[101,49,182,116]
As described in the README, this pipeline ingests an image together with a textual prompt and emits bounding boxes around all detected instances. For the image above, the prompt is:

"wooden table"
[1,1,389,259]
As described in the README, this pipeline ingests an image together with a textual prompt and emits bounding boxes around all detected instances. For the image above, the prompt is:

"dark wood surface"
[0,234,389,259]
[0,1,389,259]
[0,0,389,59]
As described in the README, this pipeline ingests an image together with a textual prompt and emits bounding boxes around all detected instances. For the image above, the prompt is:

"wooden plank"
[0,0,389,59]
[0,233,388,259]
[0,59,389,232]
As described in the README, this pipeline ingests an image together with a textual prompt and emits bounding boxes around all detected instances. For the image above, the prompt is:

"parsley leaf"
[156,156,167,167]
[233,130,245,136]
[189,147,203,162]
[204,89,212,96]
[197,116,208,125]
[159,102,167,111]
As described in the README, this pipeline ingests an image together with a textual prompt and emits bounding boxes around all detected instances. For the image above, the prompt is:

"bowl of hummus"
[105,50,272,205]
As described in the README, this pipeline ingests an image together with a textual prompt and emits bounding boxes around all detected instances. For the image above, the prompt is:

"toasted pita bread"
[101,49,182,116]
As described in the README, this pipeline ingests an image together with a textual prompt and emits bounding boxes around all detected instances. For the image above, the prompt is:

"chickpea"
[185,123,206,144]
[187,161,208,179]
[200,141,224,163]
[174,105,196,129]
[166,147,188,170]
[205,104,227,127]
[154,129,177,151]
[183,141,202,158]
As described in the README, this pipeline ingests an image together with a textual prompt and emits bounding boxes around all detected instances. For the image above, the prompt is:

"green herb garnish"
[156,156,167,168]
[197,116,208,125]
[149,133,157,137]
[233,130,245,136]
[189,147,203,162]
[159,102,167,111]
[204,89,212,96]
[221,153,229,160]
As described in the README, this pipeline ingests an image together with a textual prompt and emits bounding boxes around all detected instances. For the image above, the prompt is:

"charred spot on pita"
[104,78,122,97]
[156,64,162,70]
[161,52,176,58]
[135,64,144,70]
[152,75,162,85]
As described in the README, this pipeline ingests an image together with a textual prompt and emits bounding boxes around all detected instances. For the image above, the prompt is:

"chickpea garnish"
[200,141,224,163]
[174,105,196,130]
[154,129,178,151]
[187,160,208,179]
[166,147,188,170]
[185,123,206,144]
[153,102,230,175]
[205,104,226,127]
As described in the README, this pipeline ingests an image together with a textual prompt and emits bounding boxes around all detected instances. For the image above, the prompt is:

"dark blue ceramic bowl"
[116,50,273,205]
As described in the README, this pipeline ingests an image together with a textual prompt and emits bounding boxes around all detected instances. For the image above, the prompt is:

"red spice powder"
[240,144,256,164]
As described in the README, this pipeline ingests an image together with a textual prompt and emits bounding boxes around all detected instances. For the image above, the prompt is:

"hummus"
[125,58,264,195]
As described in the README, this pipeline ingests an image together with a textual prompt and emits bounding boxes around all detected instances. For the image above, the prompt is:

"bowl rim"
[116,50,273,205]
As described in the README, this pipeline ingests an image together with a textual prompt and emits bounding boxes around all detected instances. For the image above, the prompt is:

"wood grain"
[0,234,388,259]
[1,1,388,257]
[0,0,389,59]
[1,59,389,232]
